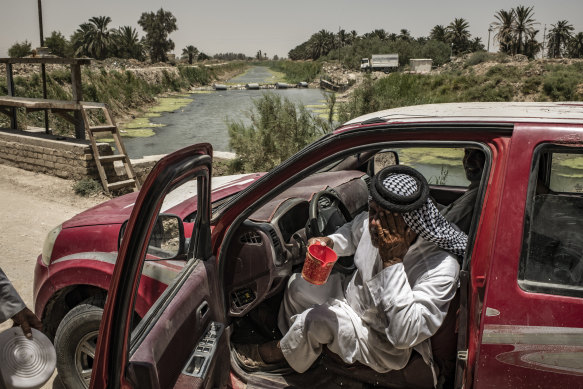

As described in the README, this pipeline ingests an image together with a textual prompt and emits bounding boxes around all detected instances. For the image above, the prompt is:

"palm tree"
[446,18,471,55]
[337,29,349,46]
[398,29,412,41]
[492,9,515,54]
[547,20,574,58]
[86,16,112,59]
[309,30,334,59]
[113,26,145,60]
[524,29,541,59]
[513,5,537,55]
[569,32,583,58]
[350,30,358,43]
[71,22,94,57]
[429,25,447,42]
[469,37,485,52]
[182,45,199,64]
[370,29,388,41]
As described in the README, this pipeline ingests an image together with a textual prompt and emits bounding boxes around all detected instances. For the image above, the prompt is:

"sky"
[1,0,583,59]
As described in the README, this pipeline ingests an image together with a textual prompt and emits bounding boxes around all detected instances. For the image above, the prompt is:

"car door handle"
[197,301,209,321]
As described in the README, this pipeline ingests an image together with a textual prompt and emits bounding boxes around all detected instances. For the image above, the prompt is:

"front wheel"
[54,297,104,389]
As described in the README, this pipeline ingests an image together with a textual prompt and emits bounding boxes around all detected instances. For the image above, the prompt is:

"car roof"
[341,102,583,127]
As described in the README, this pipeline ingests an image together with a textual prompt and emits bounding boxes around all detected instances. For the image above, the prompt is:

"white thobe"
[278,212,459,384]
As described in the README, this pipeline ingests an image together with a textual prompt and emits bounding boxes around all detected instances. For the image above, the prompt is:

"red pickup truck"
[40,102,583,389]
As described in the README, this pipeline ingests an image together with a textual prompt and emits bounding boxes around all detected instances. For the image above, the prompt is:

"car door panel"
[127,259,221,389]
[91,144,227,389]
[474,124,583,388]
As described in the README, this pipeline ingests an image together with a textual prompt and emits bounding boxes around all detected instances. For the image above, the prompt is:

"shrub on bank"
[227,93,332,173]
[266,60,323,84]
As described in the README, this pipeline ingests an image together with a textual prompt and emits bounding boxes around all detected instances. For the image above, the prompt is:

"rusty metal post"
[5,63,17,129]
[71,63,85,139]
[38,0,49,133]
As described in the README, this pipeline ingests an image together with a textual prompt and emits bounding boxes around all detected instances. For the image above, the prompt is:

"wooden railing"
[0,57,91,139]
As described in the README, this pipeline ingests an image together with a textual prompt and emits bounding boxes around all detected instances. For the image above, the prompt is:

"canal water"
[122,66,327,159]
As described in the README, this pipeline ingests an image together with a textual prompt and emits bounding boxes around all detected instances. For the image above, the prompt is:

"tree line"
[288,5,583,69]
[491,6,583,59]
[7,8,214,64]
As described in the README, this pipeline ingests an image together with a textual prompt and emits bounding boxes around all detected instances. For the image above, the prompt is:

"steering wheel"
[306,190,353,239]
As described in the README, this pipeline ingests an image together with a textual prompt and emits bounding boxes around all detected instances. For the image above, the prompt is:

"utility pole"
[487,24,493,52]
[38,0,49,133]
[338,26,341,64]
[542,24,547,59]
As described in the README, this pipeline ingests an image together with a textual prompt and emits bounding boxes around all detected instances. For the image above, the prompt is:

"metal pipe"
[38,0,49,133]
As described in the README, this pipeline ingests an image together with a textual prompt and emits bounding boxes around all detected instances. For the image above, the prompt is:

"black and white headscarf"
[370,165,468,257]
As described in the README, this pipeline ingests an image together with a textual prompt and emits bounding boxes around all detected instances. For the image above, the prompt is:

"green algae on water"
[118,95,192,139]
[149,96,193,113]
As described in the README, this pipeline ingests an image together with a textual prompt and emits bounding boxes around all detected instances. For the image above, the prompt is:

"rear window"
[395,147,470,187]
[519,147,583,297]
[549,153,583,193]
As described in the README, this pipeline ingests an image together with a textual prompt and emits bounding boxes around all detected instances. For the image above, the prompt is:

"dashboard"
[223,170,369,317]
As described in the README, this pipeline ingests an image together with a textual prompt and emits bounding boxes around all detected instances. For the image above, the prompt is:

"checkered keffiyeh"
[373,167,468,257]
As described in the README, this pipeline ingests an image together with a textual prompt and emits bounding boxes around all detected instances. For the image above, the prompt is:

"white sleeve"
[366,255,459,349]
[328,211,367,257]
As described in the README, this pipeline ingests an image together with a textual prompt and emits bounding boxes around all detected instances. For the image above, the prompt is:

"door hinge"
[457,350,468,361]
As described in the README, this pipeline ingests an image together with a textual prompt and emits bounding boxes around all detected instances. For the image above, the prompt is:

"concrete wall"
[410,59,432,73]
[0,128,116,181]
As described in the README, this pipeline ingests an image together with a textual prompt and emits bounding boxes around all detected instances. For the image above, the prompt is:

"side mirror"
[118,214,186,260]
[368,150,399,176]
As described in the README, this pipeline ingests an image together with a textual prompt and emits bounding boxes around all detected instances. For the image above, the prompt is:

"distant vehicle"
[360,53,399,72]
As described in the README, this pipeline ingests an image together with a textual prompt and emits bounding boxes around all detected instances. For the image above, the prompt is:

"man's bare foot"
[258,340,285,363]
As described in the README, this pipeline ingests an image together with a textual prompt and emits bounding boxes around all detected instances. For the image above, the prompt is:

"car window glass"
[520,149,583,297]
[129,177,197,343]
[394,147,470,187]
[549,153,583,193]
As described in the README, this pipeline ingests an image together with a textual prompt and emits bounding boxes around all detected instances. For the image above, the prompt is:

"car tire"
[54,296,104,389]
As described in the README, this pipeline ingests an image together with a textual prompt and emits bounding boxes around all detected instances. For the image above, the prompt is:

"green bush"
[73,178,103,196]
[542,67,583,101]
[267,60,322,83]
[465,51,490,66]
[227,93,331,172]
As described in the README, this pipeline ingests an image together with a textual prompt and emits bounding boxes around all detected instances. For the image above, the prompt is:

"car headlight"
[42,224,62,266]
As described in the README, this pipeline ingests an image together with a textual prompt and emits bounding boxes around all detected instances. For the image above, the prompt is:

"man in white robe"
[252,166,467,388]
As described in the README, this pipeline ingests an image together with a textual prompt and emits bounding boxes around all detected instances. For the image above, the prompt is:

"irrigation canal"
[122,66,328,159]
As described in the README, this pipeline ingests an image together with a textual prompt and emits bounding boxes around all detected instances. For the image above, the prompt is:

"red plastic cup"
[301,243,338,285]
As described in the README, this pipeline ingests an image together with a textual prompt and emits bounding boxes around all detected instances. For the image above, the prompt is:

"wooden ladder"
[80,102,140,195]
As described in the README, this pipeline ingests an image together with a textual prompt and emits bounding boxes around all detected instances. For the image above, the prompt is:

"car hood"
[62,173,264,229]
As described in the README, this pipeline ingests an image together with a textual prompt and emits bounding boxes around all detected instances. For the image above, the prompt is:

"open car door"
[91,143,230,389]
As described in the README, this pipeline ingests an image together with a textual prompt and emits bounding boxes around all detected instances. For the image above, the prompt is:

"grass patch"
[73,178,103,196]
[149,96,193,113]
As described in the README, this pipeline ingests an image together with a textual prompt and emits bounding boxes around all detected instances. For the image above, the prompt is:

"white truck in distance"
[360,54,399,72]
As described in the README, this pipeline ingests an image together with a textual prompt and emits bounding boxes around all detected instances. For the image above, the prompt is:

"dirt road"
[0,165,108,387]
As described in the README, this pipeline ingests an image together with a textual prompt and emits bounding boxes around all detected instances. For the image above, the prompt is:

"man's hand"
[308,236,334,249]
[371,211,416,267]
[12,307,43,339]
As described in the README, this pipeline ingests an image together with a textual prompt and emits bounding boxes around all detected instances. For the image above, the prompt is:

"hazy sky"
[1,0,582,59]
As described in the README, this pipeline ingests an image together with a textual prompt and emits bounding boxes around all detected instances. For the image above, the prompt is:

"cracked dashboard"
[223,170,369,316]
